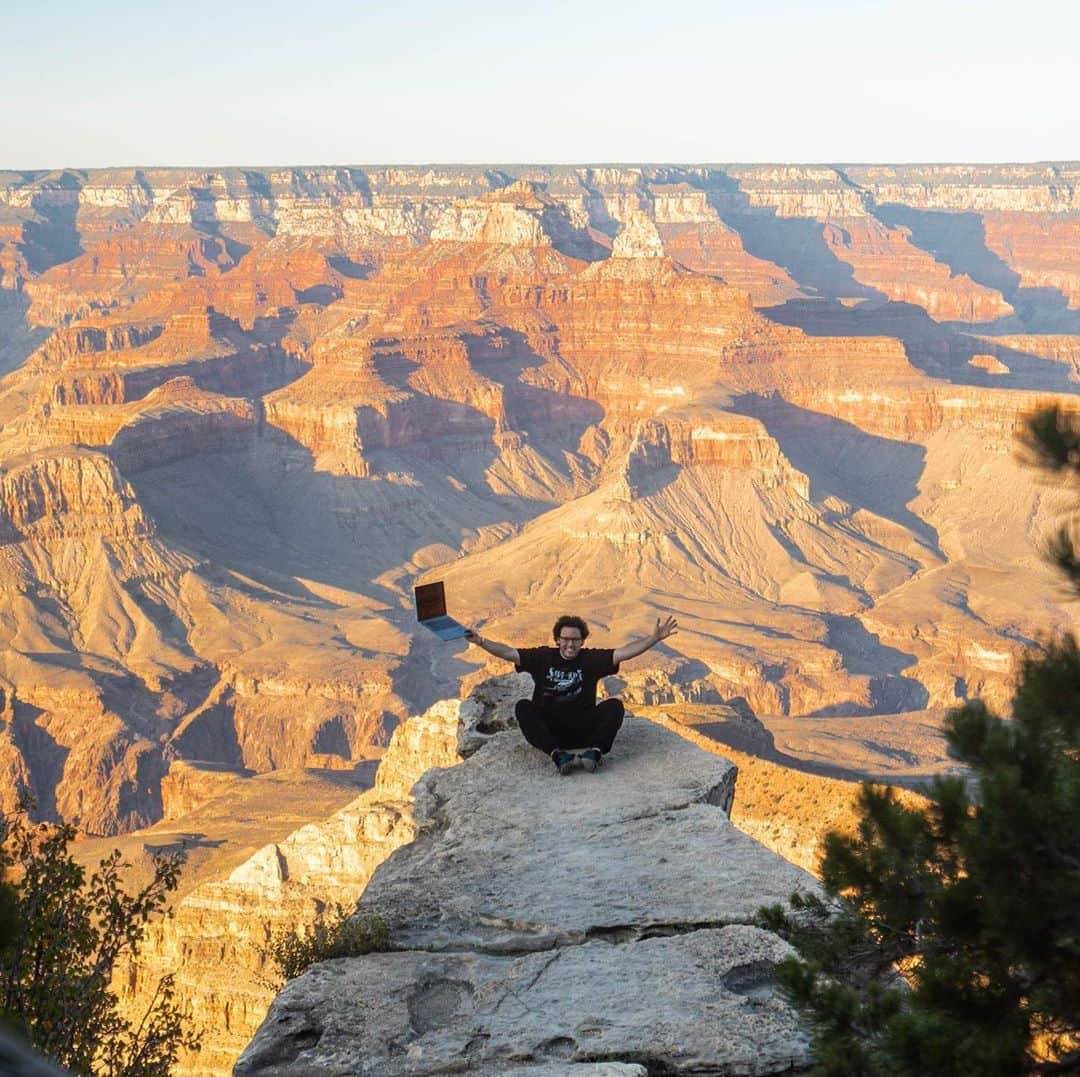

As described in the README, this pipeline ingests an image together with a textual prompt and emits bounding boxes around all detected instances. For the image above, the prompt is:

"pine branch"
[1022,406,1080,476]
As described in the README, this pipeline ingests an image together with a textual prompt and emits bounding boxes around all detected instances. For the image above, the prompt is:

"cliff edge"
[235,675,820,1075]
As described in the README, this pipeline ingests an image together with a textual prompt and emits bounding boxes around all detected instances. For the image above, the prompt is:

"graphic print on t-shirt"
[516,646,618,712]
[545,665,584,705]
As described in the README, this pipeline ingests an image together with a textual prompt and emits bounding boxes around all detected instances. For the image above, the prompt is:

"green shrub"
[0,806,200,1076]
[266,903,390,986]
[762,646,1080,1075]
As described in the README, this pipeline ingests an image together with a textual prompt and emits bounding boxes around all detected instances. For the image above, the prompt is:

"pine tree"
[761,405,1080,1075]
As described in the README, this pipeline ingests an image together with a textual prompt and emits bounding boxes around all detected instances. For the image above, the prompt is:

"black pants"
[514,698,625,756]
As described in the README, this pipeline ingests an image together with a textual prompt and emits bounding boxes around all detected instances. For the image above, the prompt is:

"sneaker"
[578,748,603,773]
[551,749,576,776]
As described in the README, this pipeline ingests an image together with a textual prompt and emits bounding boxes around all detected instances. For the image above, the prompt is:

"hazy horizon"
[4,158,1079,175]
[4,0,1076,171]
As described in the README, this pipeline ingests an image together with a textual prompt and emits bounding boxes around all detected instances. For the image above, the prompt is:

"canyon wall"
[0,161,1075,840]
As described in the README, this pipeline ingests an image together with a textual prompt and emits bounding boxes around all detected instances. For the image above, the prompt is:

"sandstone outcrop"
[236,676,818,1076]
[658,217,803,307]
[820,217,1013,322]
[983,213,1080,308]
[0,447,149,541]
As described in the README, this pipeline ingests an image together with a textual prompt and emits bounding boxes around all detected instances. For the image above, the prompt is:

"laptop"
[413,581,467,640]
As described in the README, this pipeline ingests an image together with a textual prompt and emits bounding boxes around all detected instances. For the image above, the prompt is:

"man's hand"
[464,627,480,643]
[653,614,678,642]
[613,613,679,664]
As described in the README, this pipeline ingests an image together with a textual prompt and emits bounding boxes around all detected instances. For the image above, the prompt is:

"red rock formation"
[25,230,239,326]
[657,219,802,306]
[973,334,1080,380]
[0,449,150,541]
[820,217,1013,322]
[983,212,1080,308]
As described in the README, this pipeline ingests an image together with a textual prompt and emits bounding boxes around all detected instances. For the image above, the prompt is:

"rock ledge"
[236,680,819,1075]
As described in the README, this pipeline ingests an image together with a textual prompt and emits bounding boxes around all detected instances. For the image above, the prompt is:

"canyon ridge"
[1,162,1078,1071]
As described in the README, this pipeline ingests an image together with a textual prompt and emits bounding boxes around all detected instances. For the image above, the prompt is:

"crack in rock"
[583,918,759,946]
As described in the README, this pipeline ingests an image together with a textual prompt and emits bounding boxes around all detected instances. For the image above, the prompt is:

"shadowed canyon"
[1,162,1078,1072]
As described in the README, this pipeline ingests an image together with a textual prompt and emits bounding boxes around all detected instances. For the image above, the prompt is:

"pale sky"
[3,0,1076,170]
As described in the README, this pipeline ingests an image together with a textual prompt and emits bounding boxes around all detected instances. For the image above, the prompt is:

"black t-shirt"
[515,647,619,711]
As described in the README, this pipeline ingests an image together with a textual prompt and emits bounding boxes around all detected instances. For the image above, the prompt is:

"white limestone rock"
[611,211,666,259]
[236,712,820,1074]
[431,201,552,247]
[454,670,532,757]
[236,927,806,1076]
[359,719,814,955]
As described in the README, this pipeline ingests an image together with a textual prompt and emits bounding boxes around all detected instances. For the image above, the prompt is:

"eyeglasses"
[557,636,583,644]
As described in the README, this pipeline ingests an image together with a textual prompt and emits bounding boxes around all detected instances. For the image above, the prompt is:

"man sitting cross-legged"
[464,613,678,775]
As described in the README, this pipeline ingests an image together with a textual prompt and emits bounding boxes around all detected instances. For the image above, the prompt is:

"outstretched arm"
[612,615,678,665]
[464,628,520,665]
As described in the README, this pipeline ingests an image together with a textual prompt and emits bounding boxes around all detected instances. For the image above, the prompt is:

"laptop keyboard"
[425,615,456,629]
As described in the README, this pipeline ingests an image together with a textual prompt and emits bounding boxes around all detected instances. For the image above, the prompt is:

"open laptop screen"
[415,581,448,621]
[414,581,466,640]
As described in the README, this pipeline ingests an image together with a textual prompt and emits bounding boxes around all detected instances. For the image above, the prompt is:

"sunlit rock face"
[0,160,1077,845]
[234,680,819,1077]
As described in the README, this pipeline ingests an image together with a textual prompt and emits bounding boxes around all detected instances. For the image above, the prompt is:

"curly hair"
[552,615,589,642]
